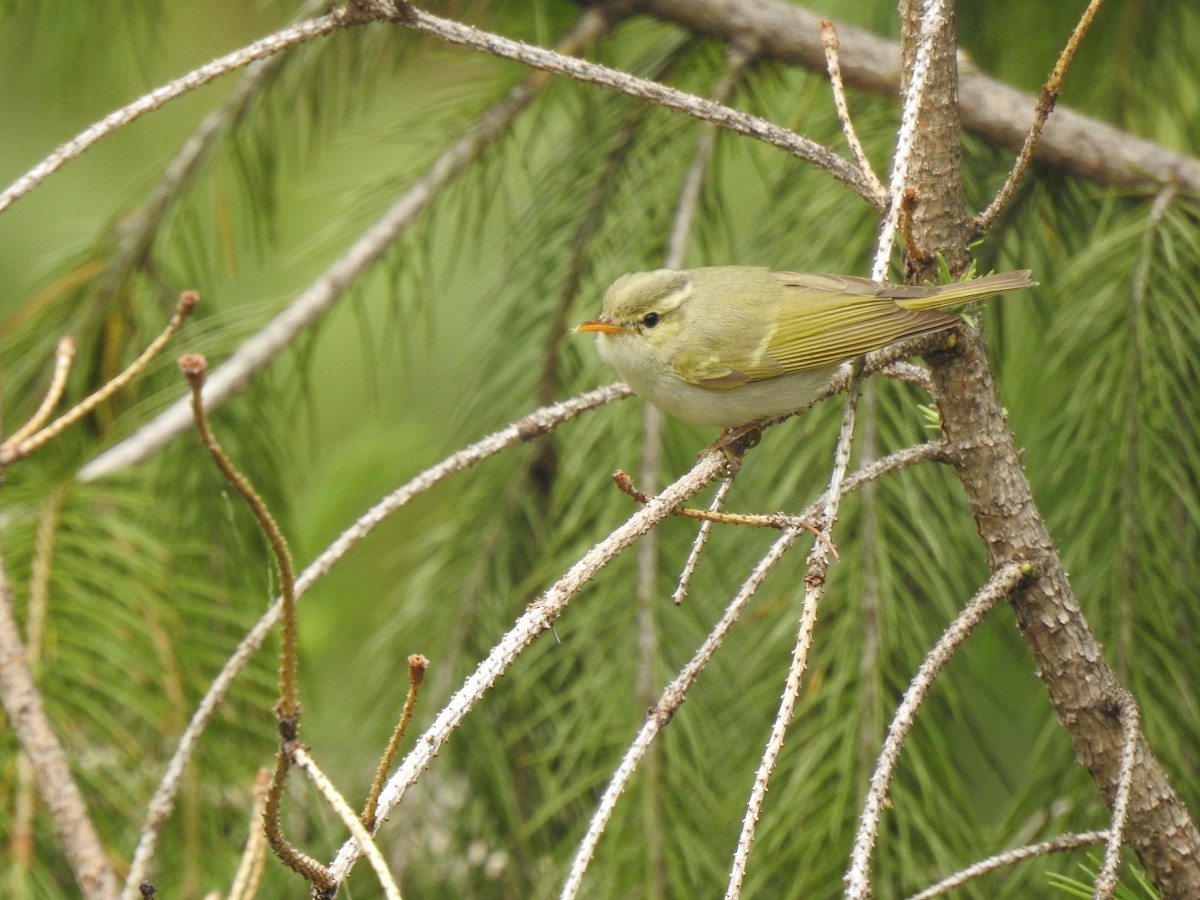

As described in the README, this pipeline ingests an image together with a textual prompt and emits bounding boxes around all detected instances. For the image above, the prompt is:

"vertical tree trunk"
[897,1,1200,894]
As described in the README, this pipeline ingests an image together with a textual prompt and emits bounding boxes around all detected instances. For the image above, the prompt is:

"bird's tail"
[893,269,1037,311]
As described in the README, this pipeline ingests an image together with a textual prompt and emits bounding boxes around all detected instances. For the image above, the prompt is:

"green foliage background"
[0,1,1198,897]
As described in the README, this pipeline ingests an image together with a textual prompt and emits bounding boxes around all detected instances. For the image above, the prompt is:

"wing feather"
[668,268,1014,387]
[734,273,959,381]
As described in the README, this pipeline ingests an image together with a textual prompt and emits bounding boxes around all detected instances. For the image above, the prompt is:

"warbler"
[576,266,1034,428]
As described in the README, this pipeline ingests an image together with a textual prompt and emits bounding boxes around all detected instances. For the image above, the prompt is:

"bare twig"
[878,359,933,392]
[363,654,429,832]
[260,751,334,890]
[0,293,196,467]
[671,478,733,605]
[873,0,947,279]
[563,440,944,897]
[292,746,402,900]
[78,11,613,482]
[122,386,627,896]
[636,0,1200,196]
[974,0,1107,231]
[725,361,864,898]
[1095,688,1140,898]
[0,8,373,215]
[327,450,727,884]
[907,831,1110,899]
[179,355,300,726]
[562,523,806,900]
[181,353,329,888]
[0,562,118,900]
[612,470,837,557]
[383,2,882,205]
[845,561,1031,899]
[2,338,75,451]
[821,20,886,199]
[227,770,270,900]
[11,485,66,875]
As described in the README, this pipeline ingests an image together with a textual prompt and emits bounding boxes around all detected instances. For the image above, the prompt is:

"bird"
[575,266,1035,429]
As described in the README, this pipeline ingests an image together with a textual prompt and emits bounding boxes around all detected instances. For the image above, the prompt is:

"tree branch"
[327,450,727,884]
[633,0,1200,197]
[883,0,1200,893]
[0,562,118,900]
[77,8,616,482]
[927,326,1200,895]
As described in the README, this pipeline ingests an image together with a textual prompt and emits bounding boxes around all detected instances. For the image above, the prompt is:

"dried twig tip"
[408,654,429,685]
[820,20,838,49]
[178,353,208,381]
[177,290,200,316]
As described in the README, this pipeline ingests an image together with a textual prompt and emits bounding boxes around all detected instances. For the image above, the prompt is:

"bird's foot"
[707,422,764,472]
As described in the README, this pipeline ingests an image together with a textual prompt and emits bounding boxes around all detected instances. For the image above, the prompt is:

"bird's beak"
[574,317,627,335]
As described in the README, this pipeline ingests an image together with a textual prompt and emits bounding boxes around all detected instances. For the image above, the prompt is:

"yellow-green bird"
[576,266,1035,429]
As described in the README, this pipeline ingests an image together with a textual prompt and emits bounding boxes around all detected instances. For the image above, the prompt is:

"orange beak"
[575,317,627,335]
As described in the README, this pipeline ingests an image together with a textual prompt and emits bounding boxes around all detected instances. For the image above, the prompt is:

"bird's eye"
[642,312,660,329]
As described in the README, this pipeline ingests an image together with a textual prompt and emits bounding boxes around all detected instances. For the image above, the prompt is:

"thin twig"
[292,746,402,900]
[227,770,270,900]
[383,1,882,206]
[77,11,613,482]
[180,354,325,888]
[260,751,334,890]
[1,338,75,451]
[878,359,933,392]
[0,562,118,900]
[845,561,1031,899]
[0,293,196,467]
[179,355,300,725]
[1094,688,1140,898]
[856,384,883,771]
[363,654,429,832]
[612,470,837,558]
[327,451,727,884]
[906,831,1110,899]
[563,441,944,897]
[11,485,67,875]
[873,0,947,279]
[562,523,806,900]
[0,7,371,215]
[725,362,864,898]
[821,20,886,198]
[121,386,627,897]
[974,0,1107,231]
[672,478,733,605]
[566,436,950,897]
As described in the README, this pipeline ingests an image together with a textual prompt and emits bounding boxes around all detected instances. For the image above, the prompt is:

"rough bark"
[927,329,1200,896]
[890,0,1200,894]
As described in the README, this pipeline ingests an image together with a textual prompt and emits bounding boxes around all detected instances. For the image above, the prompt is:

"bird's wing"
[685,272,959,387]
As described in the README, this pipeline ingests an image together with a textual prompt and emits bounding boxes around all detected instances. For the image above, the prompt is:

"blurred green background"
[1,1,1198,897]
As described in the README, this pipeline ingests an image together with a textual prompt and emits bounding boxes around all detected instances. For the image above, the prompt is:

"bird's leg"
[708,421,765,469]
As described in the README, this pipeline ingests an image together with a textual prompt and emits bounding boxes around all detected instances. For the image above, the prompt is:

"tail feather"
[894,269,1036,311]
